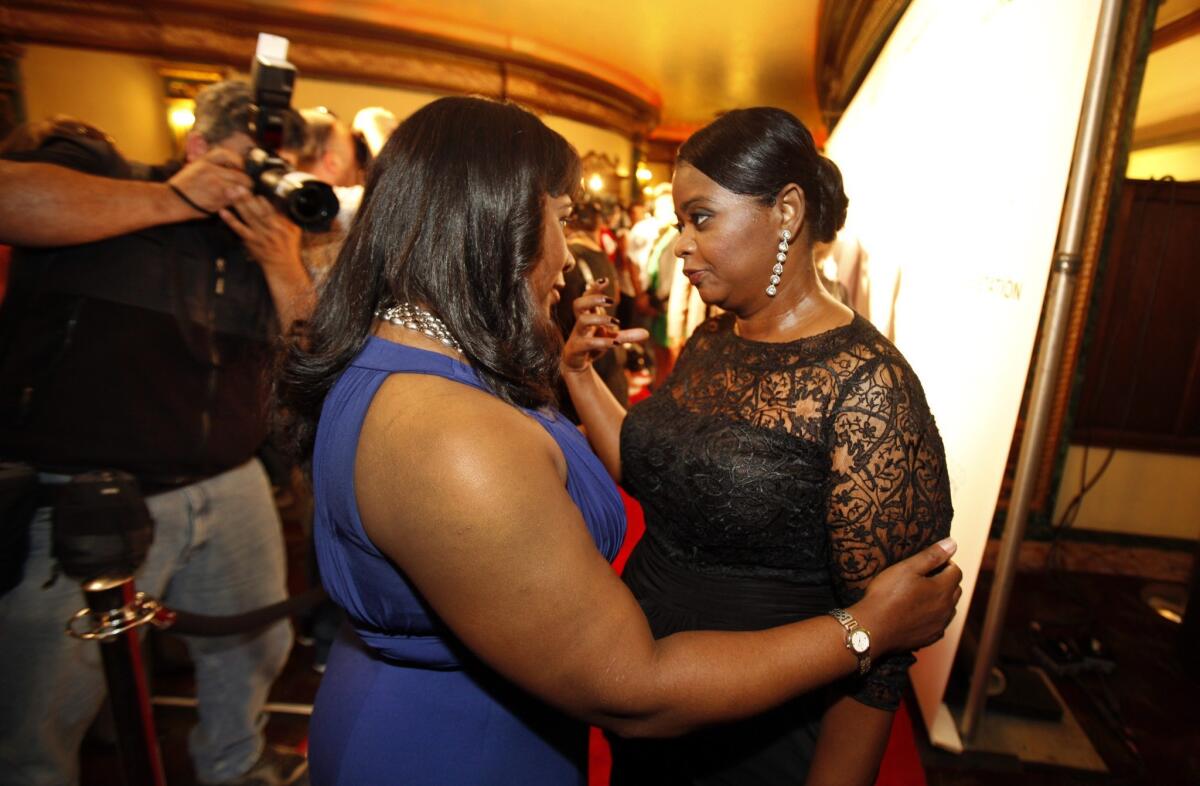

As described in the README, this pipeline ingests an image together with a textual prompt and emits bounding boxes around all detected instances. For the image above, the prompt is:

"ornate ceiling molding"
[0,0,661,136]
[1132,110,1200,149]
[643,122,698,163]
[1151,8,1200,52]
[815,0,910,134]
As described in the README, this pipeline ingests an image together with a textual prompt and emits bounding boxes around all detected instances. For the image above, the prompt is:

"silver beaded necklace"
[375,302,464,354]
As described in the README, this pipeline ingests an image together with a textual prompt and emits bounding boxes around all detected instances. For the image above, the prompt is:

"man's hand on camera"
[167,148,252,216]
[220,193,313,331]
[219,194,303,275]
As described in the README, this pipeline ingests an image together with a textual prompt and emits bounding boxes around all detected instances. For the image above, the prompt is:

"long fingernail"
[936,537,957,555]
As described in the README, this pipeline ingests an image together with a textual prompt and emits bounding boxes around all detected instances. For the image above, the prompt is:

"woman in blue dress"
[278,96,962,786]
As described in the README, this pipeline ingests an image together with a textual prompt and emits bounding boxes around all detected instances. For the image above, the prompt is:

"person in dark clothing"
[0,81,313,786]
[562,107,954,785]
[555,202,627,420]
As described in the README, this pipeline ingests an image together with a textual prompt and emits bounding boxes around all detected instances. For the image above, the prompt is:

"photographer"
[290,107,363,286]
[0,81,311,786]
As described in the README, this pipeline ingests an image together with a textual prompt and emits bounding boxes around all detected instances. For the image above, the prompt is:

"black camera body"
[247,48,339,231]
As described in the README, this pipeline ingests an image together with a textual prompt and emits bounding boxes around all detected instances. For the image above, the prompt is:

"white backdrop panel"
[825,0,1102,749]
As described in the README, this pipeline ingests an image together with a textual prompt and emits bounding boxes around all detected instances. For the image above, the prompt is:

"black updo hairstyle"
[677,108,848,244]
[278,96,581,462]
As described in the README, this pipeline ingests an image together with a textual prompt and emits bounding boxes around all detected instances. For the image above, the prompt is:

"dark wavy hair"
[278,96,581,462]
[678,108,848,244]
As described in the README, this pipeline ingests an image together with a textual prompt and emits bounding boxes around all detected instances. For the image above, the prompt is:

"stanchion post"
[959,0,1125,741]
[72,577,167,786]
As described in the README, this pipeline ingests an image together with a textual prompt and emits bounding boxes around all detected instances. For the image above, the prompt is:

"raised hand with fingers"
[219,194,302,275]
[562,279,649,376]
[219,193,312,331]
[853,538,964,654]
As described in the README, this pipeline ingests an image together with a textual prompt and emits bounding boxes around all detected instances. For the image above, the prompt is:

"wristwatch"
[829,608,872,675]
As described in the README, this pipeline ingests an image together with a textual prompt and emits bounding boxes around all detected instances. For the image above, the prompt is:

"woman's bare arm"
[355,374,961,738]
[560,286,647,482]
[806,696,894,786]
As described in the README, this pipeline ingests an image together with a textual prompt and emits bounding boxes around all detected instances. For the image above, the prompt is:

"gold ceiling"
[233,0,823,131]
[3,0,1196,145]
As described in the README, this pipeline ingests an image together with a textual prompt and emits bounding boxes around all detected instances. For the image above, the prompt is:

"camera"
[247,34,339,231]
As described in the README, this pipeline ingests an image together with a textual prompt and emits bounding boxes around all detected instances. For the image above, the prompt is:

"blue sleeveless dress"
[307,338,626,785]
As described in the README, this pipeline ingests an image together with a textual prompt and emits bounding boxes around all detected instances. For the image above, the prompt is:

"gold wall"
[540,114,632,179]
[1054,446,1200,540]
[16,43,636,181]
[1127,140,1200,180]
[21,44,174,162]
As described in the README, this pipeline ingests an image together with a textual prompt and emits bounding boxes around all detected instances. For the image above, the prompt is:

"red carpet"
[588,491,927,786]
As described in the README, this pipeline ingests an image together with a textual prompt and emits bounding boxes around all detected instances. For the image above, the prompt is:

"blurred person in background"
[0,81,312,786]
[351,106,398,164]
[0,117,115,309]
[291,107,364,285]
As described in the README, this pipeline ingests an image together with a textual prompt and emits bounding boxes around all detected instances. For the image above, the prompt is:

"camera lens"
[282,177,338,229]
[245,148,340,231]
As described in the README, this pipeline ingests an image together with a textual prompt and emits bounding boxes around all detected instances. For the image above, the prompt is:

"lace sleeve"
[825,353,953,710]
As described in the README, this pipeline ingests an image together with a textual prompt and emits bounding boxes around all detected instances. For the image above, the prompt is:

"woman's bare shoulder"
[355,372,565,536]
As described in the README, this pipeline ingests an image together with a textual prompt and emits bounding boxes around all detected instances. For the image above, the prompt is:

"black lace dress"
[610,312,953,785]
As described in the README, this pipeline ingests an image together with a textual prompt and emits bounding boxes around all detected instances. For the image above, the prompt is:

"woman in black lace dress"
[562,108,954,785]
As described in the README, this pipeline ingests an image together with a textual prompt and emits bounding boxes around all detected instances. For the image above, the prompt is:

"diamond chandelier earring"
[767,229,791,297]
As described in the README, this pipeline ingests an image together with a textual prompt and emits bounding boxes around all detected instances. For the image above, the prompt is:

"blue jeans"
[0,458,293,785]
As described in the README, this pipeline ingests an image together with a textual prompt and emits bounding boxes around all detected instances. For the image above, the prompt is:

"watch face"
[850,629,871,654]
